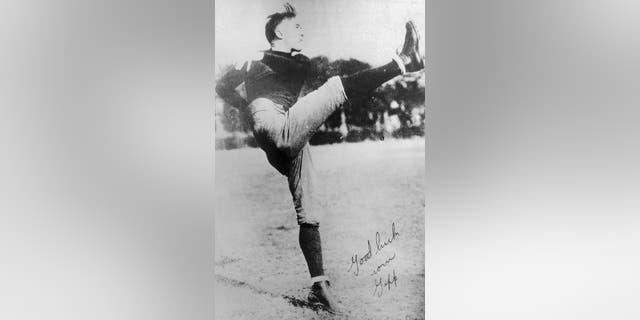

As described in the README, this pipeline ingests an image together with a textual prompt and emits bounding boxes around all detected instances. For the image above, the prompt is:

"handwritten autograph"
[371,253,396,276]
[348,221,400,277]
[373,269,398,297]
[375,222,400,253]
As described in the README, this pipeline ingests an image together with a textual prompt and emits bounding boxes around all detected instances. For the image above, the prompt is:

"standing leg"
[250,102,340,312]
[287,145,324,279]
[287,145,343,314]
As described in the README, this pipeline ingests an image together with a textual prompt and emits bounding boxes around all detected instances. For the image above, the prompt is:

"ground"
[215,138,425,319]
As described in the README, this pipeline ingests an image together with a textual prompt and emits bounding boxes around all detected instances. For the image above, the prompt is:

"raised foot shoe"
[308,280,345,315]
[398,21,424,73]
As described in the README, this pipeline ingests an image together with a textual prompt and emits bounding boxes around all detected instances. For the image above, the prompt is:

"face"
[275,17,304,50]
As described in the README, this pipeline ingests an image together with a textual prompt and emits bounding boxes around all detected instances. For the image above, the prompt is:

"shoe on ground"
[308,280,345,315]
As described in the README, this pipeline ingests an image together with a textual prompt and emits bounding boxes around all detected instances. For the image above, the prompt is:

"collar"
[261,49,310,75]
[264,48,303,56]
[265,49,292,58]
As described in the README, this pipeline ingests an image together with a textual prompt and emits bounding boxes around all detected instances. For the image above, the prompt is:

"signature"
[371,253,396,276]
[347,221,400,277]
[347,240,373,276]
[375,222,400,252]
[373,270,398,297]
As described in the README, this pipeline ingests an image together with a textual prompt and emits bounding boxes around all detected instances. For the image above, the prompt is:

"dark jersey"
[215,50,313,111]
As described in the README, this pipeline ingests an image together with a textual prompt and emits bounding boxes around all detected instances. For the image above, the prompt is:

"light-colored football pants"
[248,76,347,226]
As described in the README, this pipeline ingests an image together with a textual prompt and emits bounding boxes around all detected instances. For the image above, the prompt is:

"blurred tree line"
[215,56,425,149]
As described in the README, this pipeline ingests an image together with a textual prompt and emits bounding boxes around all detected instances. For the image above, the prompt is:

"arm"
[215,62,249,110]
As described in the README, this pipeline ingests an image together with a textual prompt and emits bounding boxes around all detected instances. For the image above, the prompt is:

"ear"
[275,28,284,39]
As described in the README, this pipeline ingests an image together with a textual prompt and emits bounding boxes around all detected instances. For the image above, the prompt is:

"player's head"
[265,3,304,50]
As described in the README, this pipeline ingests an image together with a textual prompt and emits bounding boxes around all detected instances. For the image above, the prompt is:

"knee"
[275,140,292,155]
[296,205,321,227]
[276,140,300,158]
[298,219,320,227]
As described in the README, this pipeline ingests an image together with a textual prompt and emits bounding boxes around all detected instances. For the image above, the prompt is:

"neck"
[271,41,293,53]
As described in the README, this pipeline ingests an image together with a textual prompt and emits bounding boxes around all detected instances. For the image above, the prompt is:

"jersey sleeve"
[215,61,250,110]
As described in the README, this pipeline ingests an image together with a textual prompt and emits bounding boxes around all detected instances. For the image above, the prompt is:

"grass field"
[215,138,425,319]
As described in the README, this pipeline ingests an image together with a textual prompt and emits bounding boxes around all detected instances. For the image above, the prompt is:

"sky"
[214,0,426,71]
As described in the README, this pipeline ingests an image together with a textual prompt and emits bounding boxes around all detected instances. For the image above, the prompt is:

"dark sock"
[299,224,324,278]
[340,60,402,104]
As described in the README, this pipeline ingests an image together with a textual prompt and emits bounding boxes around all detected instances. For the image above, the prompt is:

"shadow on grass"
[215,274,336,315]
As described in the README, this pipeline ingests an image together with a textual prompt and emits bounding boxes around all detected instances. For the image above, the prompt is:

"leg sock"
[299,224,324,278]
[340,60,403,105]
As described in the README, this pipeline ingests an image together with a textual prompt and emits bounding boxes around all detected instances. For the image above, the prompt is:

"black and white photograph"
[6,1,640,320]
[214,0,426,318]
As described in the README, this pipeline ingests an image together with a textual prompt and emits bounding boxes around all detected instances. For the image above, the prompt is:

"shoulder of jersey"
[234,51,265,72]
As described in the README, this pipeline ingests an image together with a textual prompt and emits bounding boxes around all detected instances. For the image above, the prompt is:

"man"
[215,3,423,314]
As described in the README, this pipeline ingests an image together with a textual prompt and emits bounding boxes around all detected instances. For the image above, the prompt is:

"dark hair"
[265,3,297,44]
